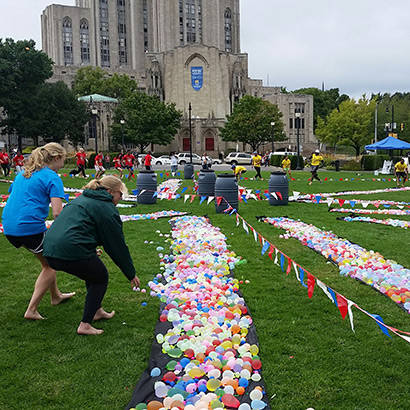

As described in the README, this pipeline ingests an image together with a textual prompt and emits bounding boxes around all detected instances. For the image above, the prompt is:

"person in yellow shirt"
[231,164,247,181]
[281,155,291,178]
[252,151,263,180]
[308,149,324,185]
[394,158,408,187]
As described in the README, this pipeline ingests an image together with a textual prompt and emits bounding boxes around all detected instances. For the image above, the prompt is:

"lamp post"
[270,121,275,152]
[295,110,302,170]
[120,119,125,148]
[91,108,98,153]
[189,102,192,163]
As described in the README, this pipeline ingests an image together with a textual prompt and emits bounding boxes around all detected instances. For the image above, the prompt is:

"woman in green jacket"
[44,175,140,335]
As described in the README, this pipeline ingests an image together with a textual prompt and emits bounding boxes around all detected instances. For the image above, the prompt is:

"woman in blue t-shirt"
[2,143,75,320]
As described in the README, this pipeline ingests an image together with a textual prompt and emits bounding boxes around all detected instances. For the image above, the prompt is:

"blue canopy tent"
[365,136,410,150]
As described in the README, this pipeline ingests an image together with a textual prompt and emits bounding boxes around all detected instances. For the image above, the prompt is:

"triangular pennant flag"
[159,173,163,178]
[216,196,223,206]
[299,267,307,287]
[398,205,404,209]
[75,193,81,198]
[270,192,278,200]
[261,241,270,255]
[165,172,169,177]
[167,193,173,200]
[274,248,279,265]
[280,253,285,272]
[190,195,196,203]
[293,191,300,199]
[132,189,139,195]
[371,314,391,338]
[199,196,206,204]
[64,193,70,202]
[326,198,334,207]
[315,195,322,204]
[238,194,243,202]
[292,261,299,279]
[229,208,236,215]
[338,199,345,207]
[374,201,380,208]
[349,200,356,208]
[207,196,214,205]
[286,257,292,275]
[223,206,233,214]
[152,191,158,198]
[139,189,146,196]
[242,220,249,234]
[276,192,283,201]
[328,288,338,306]
[347,299,355,332]
[252,227,258,242]
[258,233,263,245]
[181,187,187,194]
[336,294,348,319]
[268,245,274,260]
[236,213,240,226]
[307,273,315,298]
[241,195,248,203]
[184,194,189,203]
[317,279,334,302]
[361,201,369,208]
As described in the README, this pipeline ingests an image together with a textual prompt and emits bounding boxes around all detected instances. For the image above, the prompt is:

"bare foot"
[51,292,76,305]
[24,310,45,320]
[77,322,104,335]
[93,308,115,321]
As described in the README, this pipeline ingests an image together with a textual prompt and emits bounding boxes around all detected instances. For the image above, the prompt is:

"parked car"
[152,155,172,165]
[224,152,252,165]
[209,157,222,165]
[177,153,202,165]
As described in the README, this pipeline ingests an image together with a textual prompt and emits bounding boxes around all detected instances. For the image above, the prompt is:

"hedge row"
[361,155,402,170]
[270,155,305,170]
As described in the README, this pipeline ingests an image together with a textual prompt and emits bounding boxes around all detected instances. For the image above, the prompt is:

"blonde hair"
[24,143,66,178]
[83,175,128,197]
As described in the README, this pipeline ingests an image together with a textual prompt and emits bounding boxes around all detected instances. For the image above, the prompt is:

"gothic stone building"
[41,0,316,154]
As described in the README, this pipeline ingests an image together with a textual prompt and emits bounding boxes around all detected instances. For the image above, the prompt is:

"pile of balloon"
[157,179,182,200]
[132,215,268,409]
[330,207,410,216]
[296,198,410,209]
[262,217,410,314]
[341,216,410,229]
[120,211,188,222]
[291,186,410,201]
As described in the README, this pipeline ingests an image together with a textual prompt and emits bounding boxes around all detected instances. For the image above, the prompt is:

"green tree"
[73,66,138,99]
[0,38,53,148]
[316,96,376,156]
[22,82,89,146]
[111,92,182,152]
[292,87,349,131]
[220,95,285,151]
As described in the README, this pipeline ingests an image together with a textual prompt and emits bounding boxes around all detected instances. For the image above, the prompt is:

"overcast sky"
[1,0,409,99]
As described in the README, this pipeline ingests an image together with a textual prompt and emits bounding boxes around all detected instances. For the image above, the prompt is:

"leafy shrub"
[342,160,361,171]
[22,146,35,154]
[270,155,304,170]
[361,155,389,170]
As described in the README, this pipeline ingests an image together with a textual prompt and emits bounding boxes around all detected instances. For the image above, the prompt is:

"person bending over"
[2,143,75,320]
[232,164,247,182]
[43,175,140,335]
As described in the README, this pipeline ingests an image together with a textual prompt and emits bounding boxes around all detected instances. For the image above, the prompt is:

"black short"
[396,172,407,179]
[6,232,46,254]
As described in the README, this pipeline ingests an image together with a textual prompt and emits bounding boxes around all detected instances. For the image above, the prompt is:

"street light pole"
[188,102,192,163]
[92,108,98,153]
[295,110,302,170]
[270,121,275,152]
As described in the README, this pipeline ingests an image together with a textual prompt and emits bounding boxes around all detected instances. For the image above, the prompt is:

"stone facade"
[40,0,317,155]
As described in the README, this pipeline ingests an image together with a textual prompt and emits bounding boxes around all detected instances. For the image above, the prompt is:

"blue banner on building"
[191,66,203,91]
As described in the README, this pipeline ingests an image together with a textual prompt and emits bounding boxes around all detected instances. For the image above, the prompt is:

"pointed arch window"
[224,8,232,52]
[80,19,90,64]
[63,17,73,65]
[100,0,110,67]
[117,0,128,64]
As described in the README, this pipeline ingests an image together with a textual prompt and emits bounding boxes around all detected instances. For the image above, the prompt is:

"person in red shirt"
[144,151,152,170]
[0,147,11,177]
[12,151,25,174]
[123,151,136,180]
[113,153,123,179]
[94,151,105,179]
[70,148,87,178]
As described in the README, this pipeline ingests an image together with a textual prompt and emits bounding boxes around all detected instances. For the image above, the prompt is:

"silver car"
[224,152,252,165]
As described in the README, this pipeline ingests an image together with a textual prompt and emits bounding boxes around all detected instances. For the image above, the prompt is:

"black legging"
[71,164,86,178]
[1,163,10,177]
[254,166,262,179]
[311,166,321,181]
[46,255,108,323]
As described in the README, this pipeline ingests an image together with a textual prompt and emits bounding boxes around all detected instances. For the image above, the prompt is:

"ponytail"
[24,143,66,179]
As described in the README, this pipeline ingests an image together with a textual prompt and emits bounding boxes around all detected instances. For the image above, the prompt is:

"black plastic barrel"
[198,169,216,197]
[184,163,194,179]
[137,171,157,204]
[215,174,238,213]
[269,171,288,206]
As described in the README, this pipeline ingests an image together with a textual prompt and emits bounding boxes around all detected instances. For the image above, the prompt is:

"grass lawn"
[0,168,409,409]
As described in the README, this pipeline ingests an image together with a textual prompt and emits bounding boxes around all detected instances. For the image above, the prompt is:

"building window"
[224,8,232,52]
[117,0,128,64]
[99,0,110,67]
[62,17,73,66]
[179,0,202,45]
[289,118,293,129]
[143,0,149,51]
[80,19,90,64]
